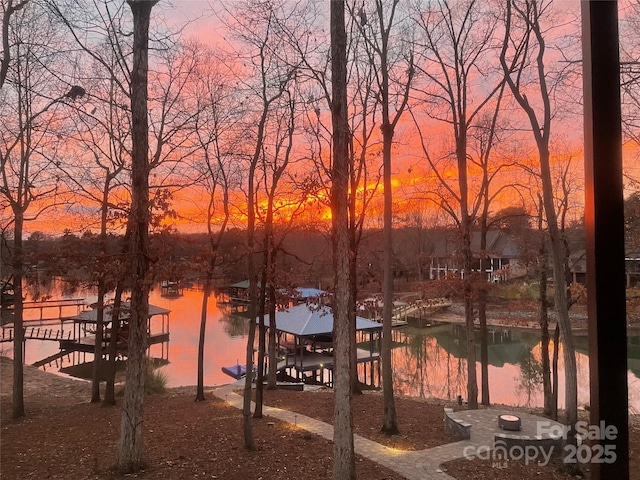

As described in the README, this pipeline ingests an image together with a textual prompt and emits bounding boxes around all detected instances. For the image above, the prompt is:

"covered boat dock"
[259,303,382,387]
[59,302,170,357]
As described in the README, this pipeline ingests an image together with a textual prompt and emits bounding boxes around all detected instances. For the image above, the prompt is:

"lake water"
[2,280,639,413]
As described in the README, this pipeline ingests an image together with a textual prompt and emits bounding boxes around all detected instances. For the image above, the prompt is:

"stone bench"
[494,431,563,451]
[444,407,471,440]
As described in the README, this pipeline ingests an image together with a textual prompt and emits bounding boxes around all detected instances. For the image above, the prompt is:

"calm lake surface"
[3,281,639,413]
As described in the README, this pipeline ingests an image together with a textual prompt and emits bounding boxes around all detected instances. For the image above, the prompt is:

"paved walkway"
[209,382,563,480]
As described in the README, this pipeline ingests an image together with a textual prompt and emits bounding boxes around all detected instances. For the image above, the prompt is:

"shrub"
[145,366,168,395]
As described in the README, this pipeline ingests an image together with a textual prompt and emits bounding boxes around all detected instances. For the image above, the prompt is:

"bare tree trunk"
[542,156,578,445]
[552,323,560,421]
[539,246,553,417]
[373,0,413,432]
[462,222,478,409]
[92,179,111,403]
[500,1,577,456]
[242,218,257,450]
[478,284,489,406]
[242,279,256,450]
[11,211,24,418]
[117,0,155,472]
[349,249,361,395]
[331,1,355,477]
[478,218,490,407]
[254,260,268,418]
[267,280,277,389]
[91,278,105,403]
[537,204,553,417]
[104,282,124,406]
[381,126,398,434]
[195,270,212,402]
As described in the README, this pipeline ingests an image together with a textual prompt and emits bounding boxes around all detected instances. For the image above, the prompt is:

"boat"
[221,363,254,380]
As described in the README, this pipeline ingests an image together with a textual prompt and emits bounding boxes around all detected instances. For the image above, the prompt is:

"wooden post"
[582,1,629,479]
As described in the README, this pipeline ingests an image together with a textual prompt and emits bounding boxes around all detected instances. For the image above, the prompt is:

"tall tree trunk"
[117,0,155,472]
[540,148,578,444]
[539,246,553,417]
[242,129,259,451]
[254,259,268,418]
[461,220,478,409]
[267,280,277,389]
[349,247,361,395]
[537,204,553,417]
[11,211,24,418]
[195,268,213,402]
[331,1,355,477]
[104,282,124,405]
[478,284,489,406]
[552,323,560,421]
[478,220,490,407]
[91,278,106,402]
[500,0,576,451]
[381,124,398,434]
[92,179,111,403]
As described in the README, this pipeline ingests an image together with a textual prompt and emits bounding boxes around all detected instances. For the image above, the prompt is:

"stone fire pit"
[498,414,522,431]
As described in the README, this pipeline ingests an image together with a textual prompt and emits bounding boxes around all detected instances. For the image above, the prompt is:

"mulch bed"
[2,358,639,480]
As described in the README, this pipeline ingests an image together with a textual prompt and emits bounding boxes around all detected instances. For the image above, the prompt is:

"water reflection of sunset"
[388,326,617,411]
[147,287,250,388]
[4,280,640,412]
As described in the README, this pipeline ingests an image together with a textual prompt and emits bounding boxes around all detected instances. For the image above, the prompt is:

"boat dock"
[0,300,171,360]
[0,326,73,343]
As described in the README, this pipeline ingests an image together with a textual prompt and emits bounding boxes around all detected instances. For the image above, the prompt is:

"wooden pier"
[0,326,73,343]
[58,302,171,356]
[0,300,171,362]
[59,331,170,354]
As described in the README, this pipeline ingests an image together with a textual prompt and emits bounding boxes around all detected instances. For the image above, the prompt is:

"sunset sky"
[2,0,639,238]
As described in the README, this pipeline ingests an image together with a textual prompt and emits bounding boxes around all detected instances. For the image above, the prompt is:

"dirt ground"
[1,357,638,479]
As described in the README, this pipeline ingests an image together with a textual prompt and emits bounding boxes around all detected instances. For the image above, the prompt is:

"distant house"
[625,253,640,287]
[428,229,524,282]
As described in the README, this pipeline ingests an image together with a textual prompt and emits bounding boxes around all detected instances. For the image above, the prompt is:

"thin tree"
[0,1,80,418]
[0,0,29,89]
[218,0,299,448]
[351,0,414,433]
[290,5,382,395]
[331,1,356,478]
[59,57,130,403]
[499,0,580,456]
[192,58,239,401]
[410,0,505,409]
[117,0,156,472]
[254,92,298,412]
[471,92,511,407]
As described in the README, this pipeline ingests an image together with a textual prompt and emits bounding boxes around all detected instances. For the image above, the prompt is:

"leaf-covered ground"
[1,357,638,479]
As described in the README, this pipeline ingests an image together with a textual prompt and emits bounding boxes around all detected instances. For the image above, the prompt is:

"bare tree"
[500,0,580,459]
[289,4,383,396]
[60,56,131,404]
[191,54,242,401]
[0,0,79,418]
[218,0,299,449]
[254,92,300,410]
[331,1,356,478]
[472,94,512,407]
[116,0,156,472]
[410,0,505,409]
[350,0,414,434]
[0,0,29,89]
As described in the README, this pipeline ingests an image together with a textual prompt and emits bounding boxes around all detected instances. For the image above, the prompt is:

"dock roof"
[262,304,381,337]
[294,287,327,299]
[70,302,170,323]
